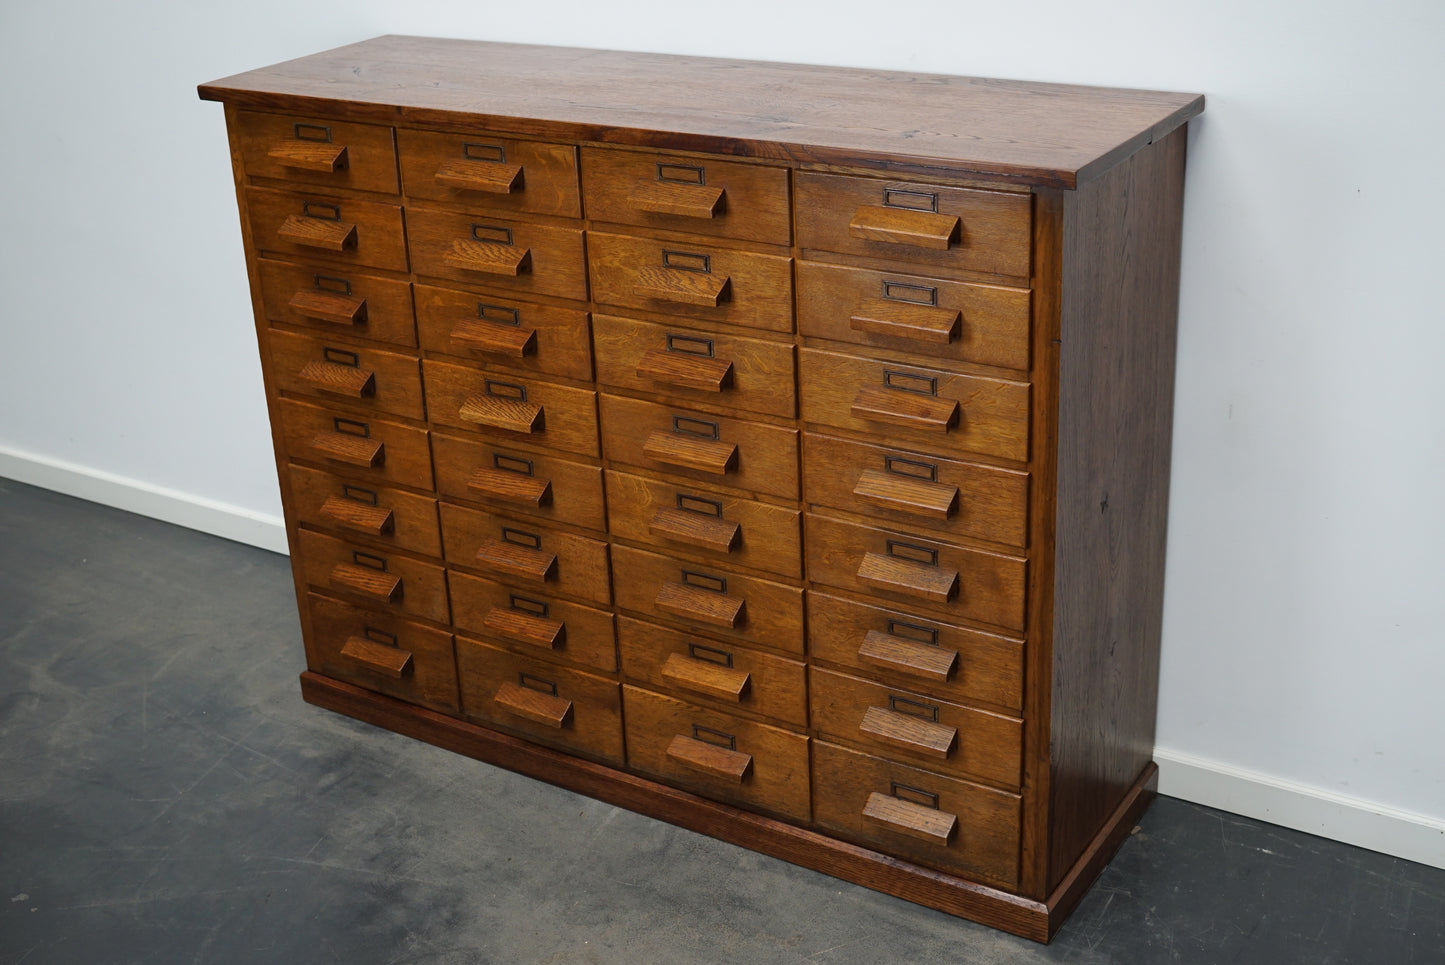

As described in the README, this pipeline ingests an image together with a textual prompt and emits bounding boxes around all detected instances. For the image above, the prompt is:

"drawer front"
[796,262,1030,372]
[415,284,592,383]
[580,148,790,245]
[302,593,457,713]
[267,329,423,420]
[295,529,450,624]
[807,591,1023,715]
[605,470,801,579]
[592,314,796,419]
[795,174,1031,279]
[277,399,433,491]
[805,514,1027,632]
[802,434,1028,549]
[811,741,1020,890]
[423,359,599,458]
[245,187,407,271]
[432,432,605,532]
[622,686,810,822]
[799,348,1029,463]
[235,110,399,194]
[611,545,803,654]
[407,206,588,301]
[618,617,806,728]
[810,667,1022,788]
[457,636,623,765]
[440,502,611,606]
[587,232,793,334]
[398,130,581,217]
[258,259,416,347]
[286,464,441,557]
[449,570,617,674]
[599,395,799,500]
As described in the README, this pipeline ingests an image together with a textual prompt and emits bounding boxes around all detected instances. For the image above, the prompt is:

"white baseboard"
[1156,746,1445,870]
[0,443,289,555]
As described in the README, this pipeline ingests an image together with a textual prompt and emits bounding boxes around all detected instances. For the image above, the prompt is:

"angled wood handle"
[655,580,745,628]
[277,214,357,252]
[666,734,752,781]
[853,468,959,520]
[636,349,733,392]
[268,141,347,172]
[288,289,367,325]
[328,562,401,602]
[642,431,737,475]
[474,538,557,583]
[660,652,750,702]
[631,181,725,219]
[308,432,383,468]
[848,205,960,250]
[467,467,552,508]
[851,385,959,433]
[459,395,544,434]
[450,318,537,358]
[858,629,959,682]
[434,159,523,193]
[339,635,412,678]
[297,360,375,398]
[633,266,731,307]
[862,791,957,844]
[483,606,565,650]
[649,507,740,553]
[318,494,395,537]
[444,239,531,277]
[850,298,962,344]
[856,551,959,603]
[860,705,957,759]
[494,681,572,728]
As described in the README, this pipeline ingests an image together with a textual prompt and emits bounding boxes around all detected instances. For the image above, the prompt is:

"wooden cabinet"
[200,37,1202,942]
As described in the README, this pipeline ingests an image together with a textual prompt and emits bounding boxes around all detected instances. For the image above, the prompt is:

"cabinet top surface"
[199,35,1202,189]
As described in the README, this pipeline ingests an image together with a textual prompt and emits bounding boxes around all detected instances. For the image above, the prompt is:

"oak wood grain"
[234,109,399,193]
[267,329,423,420]
[301,593,458,713]
[245,186,407,271]
[286,464,441,557]
[431,431,606,532]
[257,258,417,347]
[407,206,587,300]
[398,129,581,217]
[448,569,618,674]
[414,284,593,383]
[439,501,611,607]
[424,359,599,458]
[295,529,450,623]
[277,399,434,490]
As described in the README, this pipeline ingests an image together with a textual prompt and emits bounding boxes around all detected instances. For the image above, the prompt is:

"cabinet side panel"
[1048,126,1187,888]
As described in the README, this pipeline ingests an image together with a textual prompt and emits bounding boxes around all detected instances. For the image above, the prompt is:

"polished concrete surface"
[2,477,1442,964]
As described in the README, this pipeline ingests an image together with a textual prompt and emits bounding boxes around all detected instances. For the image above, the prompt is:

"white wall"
[2,1,1441,865]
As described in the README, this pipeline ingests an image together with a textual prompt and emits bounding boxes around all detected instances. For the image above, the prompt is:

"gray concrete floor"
[1,477,1442,964]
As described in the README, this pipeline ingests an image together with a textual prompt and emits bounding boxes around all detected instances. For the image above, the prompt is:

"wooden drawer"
[592,314,796,419]
[257,259,416,347]
[580,148,790,245]
[807,591,1023,716]
[611,545,804,654]
[235,110,398,194]
[802,434,1028,549]
[267,329,423,420]
[302,592,457,714]
[439,501,611,606]
[245,186,407,271]
[605,470,801,579]
[795,174,1031,279]
[599,395,798,500]
[587,232,793,334]
[810,667,1022,788]
[618,617,805,728]
[796,262,1030,371]
[415,284,592,383]
[277,399,433,491]
[799,348,1029,463]
[457,636,623,765]
[805,514,1026,632]
[432,432,605,532]
[450,570,616,674]
[423,359,599,458]
[622,686,810,823]
[286,464,441,557]
[811,741,1020,890]
[295,529,450,624]
[407,206,587,301]
[398,130,580,217]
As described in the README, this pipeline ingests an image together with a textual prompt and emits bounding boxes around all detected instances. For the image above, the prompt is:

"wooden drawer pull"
[444,239,532,276]
[450,318,537,358]
[631,181,725,219]
[475,538,558,583]
[853,468,959,520]
[666,734,752,782]
[288,289,367,325]
[649,508,740,553]
[339,634,412,677]
[268,140,348,172]
[848,205,960,250]
[636,349,734,392]
[655,580,745,628]
[308,432,383,468]
[660,652,750,702]
[862,791,957,845]
[860,705,957,758]
[850,299,962,344]
[494,681,572,728]
[434,159,524,193]
[467,467,552,508]
[858,629,958,682]
[857,551,959,602]
[633,266,731,307]
[851,385,959,433]
[318,494,394,536]
[459,395,544,434]
[483,606,565,649]
[297,360,376,398]
[328,562,401,602]
[642,431,737,475]
[277,214,357,252]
